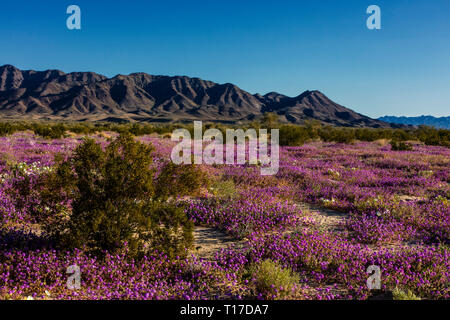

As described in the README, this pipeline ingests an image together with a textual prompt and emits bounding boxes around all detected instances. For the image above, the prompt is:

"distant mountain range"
[378,116,450,129]
[0,64,390,127]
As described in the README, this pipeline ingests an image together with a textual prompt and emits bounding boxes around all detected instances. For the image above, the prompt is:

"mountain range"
[0,65,389,127]
[378,116,450,129]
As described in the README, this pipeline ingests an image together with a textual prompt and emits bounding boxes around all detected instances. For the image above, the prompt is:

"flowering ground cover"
[0,132,448,300]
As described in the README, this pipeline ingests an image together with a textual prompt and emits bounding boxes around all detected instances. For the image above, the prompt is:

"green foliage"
[58,134,155,256]
[33,123,67,139]
[392,287,421,300]
[261,112,280,129]
[155,162,209,200]
[249,259,299,299]
[416,125,450,147]
[390,140,413,151]
[209,179,237,199]
[0,120,449,147]
[277,122,448,147]
[45,133,193,258]
[147,202,194,259]
[318,127,356,144]
[279,125,312,146]
[0,122,20,136]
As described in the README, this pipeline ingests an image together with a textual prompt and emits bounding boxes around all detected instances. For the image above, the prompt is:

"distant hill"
[378,115,450,129]
[0,64,389,127]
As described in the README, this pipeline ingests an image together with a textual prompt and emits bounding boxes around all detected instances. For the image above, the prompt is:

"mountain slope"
[0,65,387,127]
[258,90,381,126]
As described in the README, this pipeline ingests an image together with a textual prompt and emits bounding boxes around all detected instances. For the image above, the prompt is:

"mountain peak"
[0,64,389,127]
[296,89,325,98]
[1,64,19,70]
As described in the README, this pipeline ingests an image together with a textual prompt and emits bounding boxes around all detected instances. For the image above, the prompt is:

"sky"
[0,0,449,117]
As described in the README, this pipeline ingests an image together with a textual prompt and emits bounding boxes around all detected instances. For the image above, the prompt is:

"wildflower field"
[0,131,448,300]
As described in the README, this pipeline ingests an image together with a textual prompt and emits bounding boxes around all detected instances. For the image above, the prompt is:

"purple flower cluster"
[185,191,304,239]
[0,133,448,300]
[0,248,245,300]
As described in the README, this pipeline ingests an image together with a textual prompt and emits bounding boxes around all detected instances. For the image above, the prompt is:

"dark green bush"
[279,125,311,146]
[155,162,209,200]
[0,122,29,136]
[0,120,449,147]
[318,127,356,144]
[0,123,15,136]
[390,140,413,151]
[147,202,194,258]
[45,133,193,258]
[248,259,299,299]
[209,179,237,199]
[33,123,67,139]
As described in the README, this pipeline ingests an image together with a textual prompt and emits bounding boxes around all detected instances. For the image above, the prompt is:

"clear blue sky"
[0,0,449,117]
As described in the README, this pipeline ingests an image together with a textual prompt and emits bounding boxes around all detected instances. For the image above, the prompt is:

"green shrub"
[318,127,355,144]
[147,202,194,258]
[1,119,449,147]
[279,125,311,146]
[209,179,236,199]
[392,287,421,300]
[390,140,413,151]
[155,162,209,200]
[261,112,280,129]
[249,259,299,299]
[0,122,29,136]
[0,123,15,136]
[45,133,193,259]
[33,123,67,139]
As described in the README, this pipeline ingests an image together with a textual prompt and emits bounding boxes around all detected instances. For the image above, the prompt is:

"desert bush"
[129,123,157,136]
[390,140,413,151]
[318,127,355,144]
[261,112,280,129]
[146,202,194,259]
[33,123,67,139]
[209,179,237,199]
[0,122,29,136]
[249,259,299,299]
[279,125,311,146]
[2,119,449,147]
[155,162,209,200]
[0,122,16,136]
[44,133,193,258]
[392,287,421,300]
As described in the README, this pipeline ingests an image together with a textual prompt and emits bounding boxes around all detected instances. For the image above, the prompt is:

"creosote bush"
[248,259,300,299]
[390,140,413,151]
[155,162,209,200]
[392,287,421,300]
[279,125,312,146]
[209,179,237,199]
[44,133,193,258]
[0,120,448,147]
[147,202,194,259]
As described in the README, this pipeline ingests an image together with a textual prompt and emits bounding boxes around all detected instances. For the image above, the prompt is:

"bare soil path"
[296,203,348,237]
[191,202,349,261]
[191,226,245,260]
